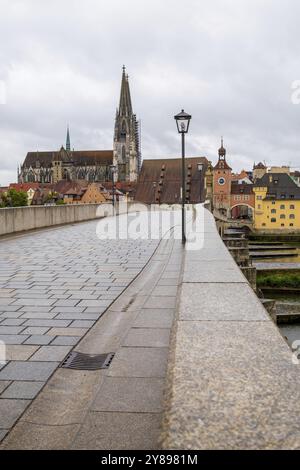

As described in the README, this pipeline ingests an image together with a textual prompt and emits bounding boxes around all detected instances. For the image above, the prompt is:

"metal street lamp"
[153,182,157,204]
[110,165,117,213]
[174,109,192,244]
[198,162,204,203]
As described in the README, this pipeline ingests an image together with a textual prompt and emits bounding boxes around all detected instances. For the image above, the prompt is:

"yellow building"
[254,173,300,230]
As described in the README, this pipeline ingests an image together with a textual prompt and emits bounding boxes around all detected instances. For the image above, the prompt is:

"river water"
[251,243,300,347]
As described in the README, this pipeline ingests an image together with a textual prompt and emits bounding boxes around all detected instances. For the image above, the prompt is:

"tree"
[0,189,28,207]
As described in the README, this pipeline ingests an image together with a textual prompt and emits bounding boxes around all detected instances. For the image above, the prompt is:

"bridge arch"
[230,203,255,211]
[230,203,254,222]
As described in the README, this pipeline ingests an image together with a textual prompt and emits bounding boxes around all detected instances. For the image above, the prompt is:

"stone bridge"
[0,204,300,450]
[213,208,254,236]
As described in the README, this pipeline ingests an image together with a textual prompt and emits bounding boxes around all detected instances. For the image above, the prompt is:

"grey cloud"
[0,0,300,185]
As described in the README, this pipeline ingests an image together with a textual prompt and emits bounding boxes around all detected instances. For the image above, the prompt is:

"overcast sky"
[0,0,300,186]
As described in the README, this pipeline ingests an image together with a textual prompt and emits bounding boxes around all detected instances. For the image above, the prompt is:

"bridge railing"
[0,204,106,237]
[159,206,300,450]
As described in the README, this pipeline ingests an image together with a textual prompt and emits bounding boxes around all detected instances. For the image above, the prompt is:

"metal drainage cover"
[60,352,115,370]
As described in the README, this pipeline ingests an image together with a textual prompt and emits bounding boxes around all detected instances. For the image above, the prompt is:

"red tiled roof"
[214,159,232,171]
[135,157,208,204]
[102,181,137,195]
[9,183,40,191]
[231,183,254,195]
[52,180,87,196]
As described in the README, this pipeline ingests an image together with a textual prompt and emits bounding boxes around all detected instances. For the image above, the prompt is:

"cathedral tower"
[113,66,141,182]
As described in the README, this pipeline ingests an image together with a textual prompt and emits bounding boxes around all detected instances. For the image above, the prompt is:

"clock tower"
[213,138,232,216]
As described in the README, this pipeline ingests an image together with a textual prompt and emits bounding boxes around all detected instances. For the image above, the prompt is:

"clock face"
[218,177,226,186]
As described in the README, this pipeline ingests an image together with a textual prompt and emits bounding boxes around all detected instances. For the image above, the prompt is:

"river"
[250,242,300,347]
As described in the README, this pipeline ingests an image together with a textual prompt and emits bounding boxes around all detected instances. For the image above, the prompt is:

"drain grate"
[60,351,115,370]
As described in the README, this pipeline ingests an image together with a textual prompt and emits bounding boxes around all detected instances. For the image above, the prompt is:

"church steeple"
[119,66,132,117]
[214,137,232,170]
[66,126,71,152]
[113,66,140,182]
[218,137,226,159]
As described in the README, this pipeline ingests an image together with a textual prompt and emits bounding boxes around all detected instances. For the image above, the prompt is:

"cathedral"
[18,67,141,184]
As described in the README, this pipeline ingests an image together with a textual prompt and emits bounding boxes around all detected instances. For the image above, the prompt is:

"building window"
[280,205,285,210]
[281,224,285,227]
[290,205,295,210]
[290,195,295,199]
[271,209,276,214]
[262,223,266,227]
[258,204,261,209]
[290,223,294,227]
[271,218,276,223]
[280,214,286,219]
[290,214,295,219]
[272,201,276,205]
[257,196,262,200]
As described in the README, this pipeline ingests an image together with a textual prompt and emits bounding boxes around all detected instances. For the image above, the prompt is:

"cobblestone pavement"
[0,219,159,441]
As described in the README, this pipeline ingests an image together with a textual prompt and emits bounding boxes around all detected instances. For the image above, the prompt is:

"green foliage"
[44,191,58,202]
[257,272,300,289]
[56,199,66,205]
[0,189,28,207]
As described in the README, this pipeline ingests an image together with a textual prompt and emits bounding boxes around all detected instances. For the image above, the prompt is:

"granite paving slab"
[0,399,29,428]
[0,361,59,381]
[2,381,45,399]
[91,377,165,413]
[179,283,269,322]
[24,335,54,346]
[133,309,175,329]
[123,328,171,348]
[0,381,11,394]
[70,412,162,450]
[6,345,39,361]
[183,260,246,283]
[0,218,160,442]
[29,346,72,362]
[108,347,168,378]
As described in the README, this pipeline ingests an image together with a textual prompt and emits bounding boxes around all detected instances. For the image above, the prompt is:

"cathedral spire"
[119,66,132,117]
[66,126,71,151]
[113,66,140,182]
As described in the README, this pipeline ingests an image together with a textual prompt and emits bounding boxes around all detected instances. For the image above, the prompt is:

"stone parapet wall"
[160,206,300,450]
[0,204,103,236]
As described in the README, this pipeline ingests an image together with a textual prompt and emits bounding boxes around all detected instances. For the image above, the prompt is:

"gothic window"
[120,121,127,141]
[122,146,126,162]
[28,171,35,183]
[78,169,85,179]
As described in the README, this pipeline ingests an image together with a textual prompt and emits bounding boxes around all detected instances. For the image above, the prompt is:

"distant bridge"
[213,208,254,233]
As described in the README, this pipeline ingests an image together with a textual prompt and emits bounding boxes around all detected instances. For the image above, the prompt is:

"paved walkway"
[0,218,159,442]
[1,231,182,449]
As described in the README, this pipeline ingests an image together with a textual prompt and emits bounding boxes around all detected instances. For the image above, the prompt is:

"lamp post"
[153,182,157,205]
[174,110,192,244]
[198,162,203,203]
[110,165,117,213]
